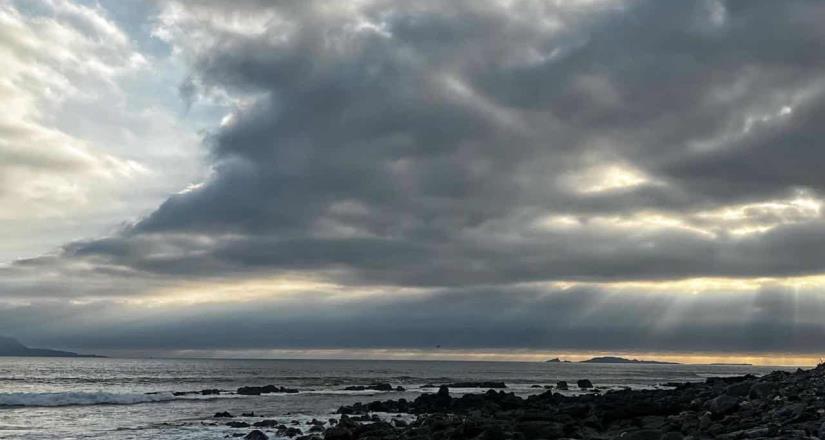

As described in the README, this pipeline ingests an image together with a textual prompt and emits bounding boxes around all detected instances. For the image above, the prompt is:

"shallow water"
[0,357,789,439]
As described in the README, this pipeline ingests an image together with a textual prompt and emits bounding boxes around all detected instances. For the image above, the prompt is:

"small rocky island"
[0,336,101,357]
[232,363,825,440]
[547,356,678,364]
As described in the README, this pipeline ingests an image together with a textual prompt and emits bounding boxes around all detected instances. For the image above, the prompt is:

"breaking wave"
[0,391,201,407]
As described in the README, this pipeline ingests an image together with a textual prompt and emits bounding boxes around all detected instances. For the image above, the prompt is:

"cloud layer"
[3,0,825,357]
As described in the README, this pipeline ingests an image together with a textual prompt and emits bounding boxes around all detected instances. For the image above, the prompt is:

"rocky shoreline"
[226,363,825,440]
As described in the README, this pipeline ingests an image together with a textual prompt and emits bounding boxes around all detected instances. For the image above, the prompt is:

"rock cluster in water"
[324,365,825,439]
[237,385,300,395]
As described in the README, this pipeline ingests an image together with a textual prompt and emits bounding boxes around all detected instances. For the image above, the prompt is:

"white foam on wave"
[0,391,195,407]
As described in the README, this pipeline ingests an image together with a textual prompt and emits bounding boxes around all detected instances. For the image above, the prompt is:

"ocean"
[0,357,789,439]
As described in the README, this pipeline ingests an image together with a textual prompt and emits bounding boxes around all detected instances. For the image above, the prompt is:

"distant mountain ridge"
[547,356,678,364]
[0,336,101,357]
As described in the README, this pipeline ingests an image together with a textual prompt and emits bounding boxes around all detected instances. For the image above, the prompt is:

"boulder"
[556,381,569,390]
[577,379,594,389]
[707,395,739,415]
[620,429,662,440]
[244,430,269,440]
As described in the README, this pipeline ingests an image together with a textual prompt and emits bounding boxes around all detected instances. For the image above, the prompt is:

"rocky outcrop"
[444,381,507,389]
[237,385,299,395]
[330,364,825,440]
[343,383,395,391]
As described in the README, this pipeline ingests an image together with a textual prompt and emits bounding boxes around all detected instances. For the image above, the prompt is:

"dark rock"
[253,420,279,428]
[556,381,569,390]
[620,429,663,440]
[724,381,752,397]
[215,411,234,418]
[444,381,507,388]
[226,421,251,428]
[324,426,353,440]
[329,364,825,440]
[241,412,255,417]
[515,421,565,439]
[237,385,299,395]
[749,382,778,399]
[244,430,268,440]
[201,389,221,395]
[707,394,739,415]
[343,383,393,391]
[577,379,594,389]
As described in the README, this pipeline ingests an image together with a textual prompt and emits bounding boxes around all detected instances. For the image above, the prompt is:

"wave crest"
[0,391,186,407]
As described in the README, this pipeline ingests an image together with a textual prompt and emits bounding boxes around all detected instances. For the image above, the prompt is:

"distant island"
[0,336,102,357]
[547,356,678,364]
[580,356,678,364]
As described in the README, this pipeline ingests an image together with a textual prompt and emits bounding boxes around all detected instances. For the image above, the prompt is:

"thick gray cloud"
[65,0,823,286]
[3,0,825,355]
[3,285,825,355]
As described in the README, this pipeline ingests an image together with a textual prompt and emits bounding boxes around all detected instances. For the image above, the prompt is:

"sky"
[2,0,825,364]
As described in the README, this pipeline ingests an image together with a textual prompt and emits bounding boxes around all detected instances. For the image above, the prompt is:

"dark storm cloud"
[4,0,825,354]
[4,285,825,354]
[47,0,825,288]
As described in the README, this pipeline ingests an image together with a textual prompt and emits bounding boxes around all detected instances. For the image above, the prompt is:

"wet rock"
[253,420,279,428]
[577,379,594,389]
[620,429,662,440]
[515,420,565,439]
[556,381,569,390]
[237,385,299,395]
[242,412,255,417]
[244,430,268,440]
[344,383,393,391]
[215,411,234,418]
[277,426,303,437]
[324,425,354,440]
[226,421,251,428]
[330,364,825,440]
[749,382,778,399]
[444,381,507,388]
[707,394,739,415]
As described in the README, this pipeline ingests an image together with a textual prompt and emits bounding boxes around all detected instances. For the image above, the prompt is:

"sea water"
[0,357,789,439]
